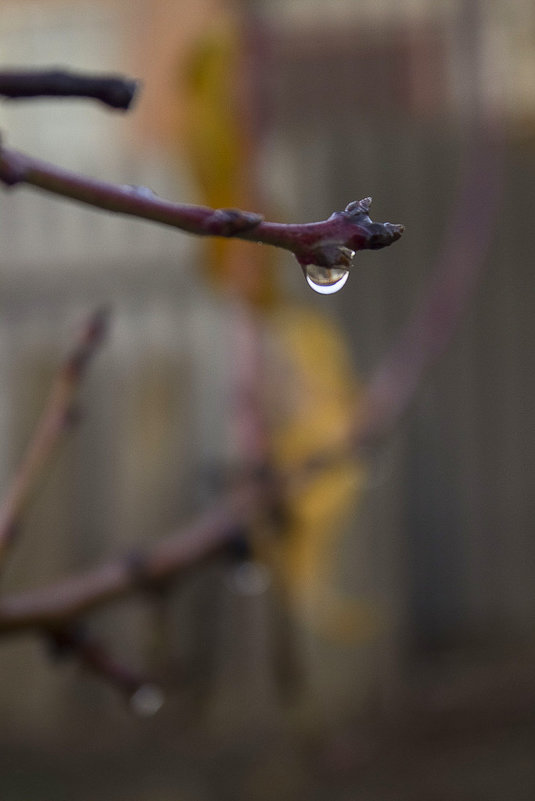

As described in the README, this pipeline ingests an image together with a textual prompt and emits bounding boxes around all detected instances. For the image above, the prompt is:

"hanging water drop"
[305,264,350,295]
[129,683,164,717]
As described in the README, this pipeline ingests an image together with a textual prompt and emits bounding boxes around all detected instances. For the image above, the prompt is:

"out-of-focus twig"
[355,0,502,448]
[49,625,150,697]
[0,480,272,634]
[355,126,503,448]
[0,308,108,569]
[0,69,138,110]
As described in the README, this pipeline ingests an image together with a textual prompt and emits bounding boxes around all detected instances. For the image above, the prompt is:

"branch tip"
[0,69,139,111]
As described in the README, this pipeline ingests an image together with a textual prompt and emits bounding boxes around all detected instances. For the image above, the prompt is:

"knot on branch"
[124,184,159,200]
[0,146,26,186]
[66,307,109,379]
[125,548,169,596]
[225,525,254,562]
[47,622,88,661]
[205,208,263,237]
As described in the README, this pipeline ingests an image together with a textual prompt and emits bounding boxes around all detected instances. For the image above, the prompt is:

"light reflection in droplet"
[129,683,164,717]
[305,264,350,295]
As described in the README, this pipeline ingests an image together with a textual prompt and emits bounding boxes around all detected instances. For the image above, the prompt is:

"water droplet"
[305,264,350,295]
[225,560,271,596]
[129,683,164,717]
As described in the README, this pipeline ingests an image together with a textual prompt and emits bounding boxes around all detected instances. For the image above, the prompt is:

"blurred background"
[0,0,535,799]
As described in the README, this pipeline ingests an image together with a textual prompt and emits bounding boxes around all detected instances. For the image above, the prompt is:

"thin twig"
[0,147,403,271]
[49,625,145,692]
[0,69,138,110]
[0,308,108,568]
[355,133,502,447]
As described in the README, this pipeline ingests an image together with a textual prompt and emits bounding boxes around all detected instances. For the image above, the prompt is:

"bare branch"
[0,308,108,569]
[0,129,502,633]
[0,481,271,634]
[48,625,163,712]
[0,147,403,273]
[0,69,138,110]
[355,126,503,448]
[0,120,502,638]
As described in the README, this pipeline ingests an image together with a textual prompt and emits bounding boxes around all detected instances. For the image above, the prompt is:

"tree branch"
[0,118,502,640]
[48,625,163,713]
[0,146,403,273]
[0,308,108,569]
[0,481,271,634]
[0,69,138,110]
[0,126,502,636]
[355,125,503,448]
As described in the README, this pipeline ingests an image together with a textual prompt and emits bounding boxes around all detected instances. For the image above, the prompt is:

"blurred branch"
[355,0,502,447]
[0,69,138,110]
[0,308,108,569]
[0,119,502,632]
[48,624,164,714]
[0,146,403,271]
[0,481,272,634]
[49,624,149,696]
[354,126,503,448]
[0,30,505,715]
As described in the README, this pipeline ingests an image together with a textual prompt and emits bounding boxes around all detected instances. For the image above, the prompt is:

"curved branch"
[355,125,503,447]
